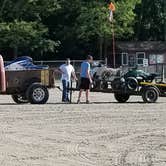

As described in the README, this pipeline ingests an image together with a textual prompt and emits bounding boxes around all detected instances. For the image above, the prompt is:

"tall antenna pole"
[112,18,116,68]
[108,2,116,68]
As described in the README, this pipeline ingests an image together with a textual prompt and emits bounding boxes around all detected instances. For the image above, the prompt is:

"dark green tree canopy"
[135,0,166,41]
[0,0,164,60]
[0,0,59,59]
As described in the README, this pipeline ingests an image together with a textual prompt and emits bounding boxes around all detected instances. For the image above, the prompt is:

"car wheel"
[12,94,29,104]
[142,87,159,103]
[26,83,49,104]
[114,93,130,103]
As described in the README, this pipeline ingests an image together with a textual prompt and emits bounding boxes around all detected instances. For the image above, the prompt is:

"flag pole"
[108,2,116,68]
[112,14,116,68]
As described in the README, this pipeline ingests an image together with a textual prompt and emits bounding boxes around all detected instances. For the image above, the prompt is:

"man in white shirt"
[59,58,77,102]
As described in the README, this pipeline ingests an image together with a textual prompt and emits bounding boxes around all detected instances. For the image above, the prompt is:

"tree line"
[0,0,165,60]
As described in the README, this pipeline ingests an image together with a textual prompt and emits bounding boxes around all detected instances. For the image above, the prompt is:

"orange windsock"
[109,2,115,12]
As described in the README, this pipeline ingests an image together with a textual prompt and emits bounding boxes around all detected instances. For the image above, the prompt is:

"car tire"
[12,94,29,104]
[26,83,49,104]
[126,77,138,91]
[114,93,130,103]
[142,86,159,103]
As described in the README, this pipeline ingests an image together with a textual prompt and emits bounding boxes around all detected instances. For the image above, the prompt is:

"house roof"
[116,41,166,52]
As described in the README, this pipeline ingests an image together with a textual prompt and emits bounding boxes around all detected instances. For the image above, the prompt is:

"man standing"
[59,58,77,102]
[77,55,93,104]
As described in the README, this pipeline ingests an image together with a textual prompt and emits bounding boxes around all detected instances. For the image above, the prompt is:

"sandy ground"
[0,87,166,166]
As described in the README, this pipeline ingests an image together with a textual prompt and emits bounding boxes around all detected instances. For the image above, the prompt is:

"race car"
[124,68,159,82]
[5,56,48,71]
[111,69,165,103]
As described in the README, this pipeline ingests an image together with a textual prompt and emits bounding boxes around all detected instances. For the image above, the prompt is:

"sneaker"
[66,98,70,102]
[86,100,90,104]
[62,99,69,103]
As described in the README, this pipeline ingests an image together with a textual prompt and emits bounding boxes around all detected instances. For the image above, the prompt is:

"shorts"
[80,77,90,90]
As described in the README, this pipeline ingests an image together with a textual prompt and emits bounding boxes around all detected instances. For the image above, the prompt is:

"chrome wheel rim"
[32,88,45,102]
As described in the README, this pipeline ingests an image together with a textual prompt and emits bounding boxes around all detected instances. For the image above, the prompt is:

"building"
[110,41,166,77]
[115,41,166,67]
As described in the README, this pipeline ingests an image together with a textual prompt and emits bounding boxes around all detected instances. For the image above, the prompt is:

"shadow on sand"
[0,101,163,105]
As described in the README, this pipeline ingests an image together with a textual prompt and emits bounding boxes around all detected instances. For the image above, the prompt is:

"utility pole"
[112,22,116,68]
[108,2,116,68]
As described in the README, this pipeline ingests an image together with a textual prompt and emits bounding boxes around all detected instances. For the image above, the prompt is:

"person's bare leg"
[77,89,83,103]
[85,89,90,103]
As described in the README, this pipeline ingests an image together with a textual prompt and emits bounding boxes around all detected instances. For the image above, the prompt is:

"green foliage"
[0,0,59,58]
[0,21,43,47]
[114,0,141,39]
[0,0,164,60]
[0,0,59,21]
[50,0,141,59]
[135,0,166,41]
[75,0,140,40]
[75,2,109,40]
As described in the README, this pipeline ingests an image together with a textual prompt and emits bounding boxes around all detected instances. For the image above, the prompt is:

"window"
[128,54,136,67]
[121,53,128,66]
[136,52,146,65]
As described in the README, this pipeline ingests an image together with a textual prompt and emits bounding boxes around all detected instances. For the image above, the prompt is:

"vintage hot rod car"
[111,69,166,103]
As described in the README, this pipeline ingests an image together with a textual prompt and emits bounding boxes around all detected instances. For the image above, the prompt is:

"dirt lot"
[0,88,165,166]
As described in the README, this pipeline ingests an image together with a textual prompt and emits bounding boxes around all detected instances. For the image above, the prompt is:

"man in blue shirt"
[77,55,93,104]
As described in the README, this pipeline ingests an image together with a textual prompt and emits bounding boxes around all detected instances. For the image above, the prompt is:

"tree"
[0,0,59,22]
[114,0,141,39]
[135,0,166,41]
[76,0,140,40]
[45,0,83,59]
[74,0,140,58]
[46,0,140,60]
[0,20,59,58]
[0,0,59,59]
